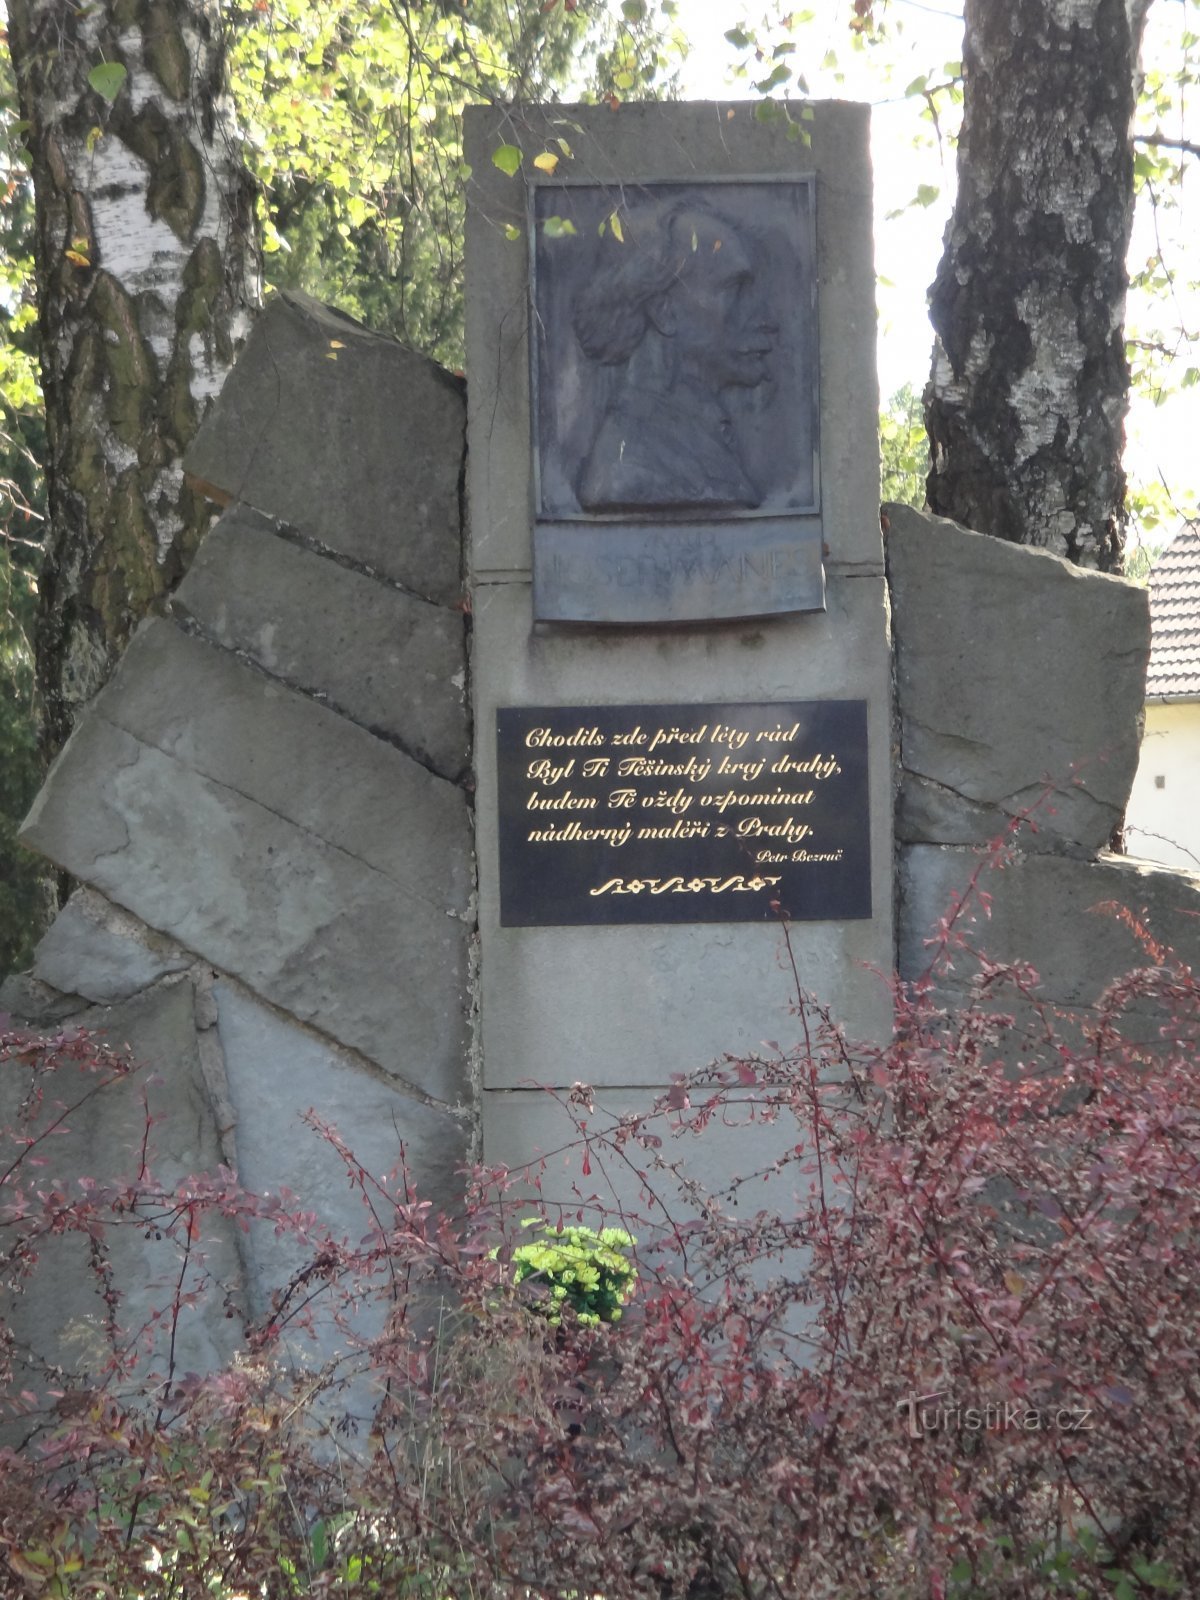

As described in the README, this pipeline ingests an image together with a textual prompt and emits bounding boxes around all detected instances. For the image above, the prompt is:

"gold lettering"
[526,790,598,812]
[525,726,606,749]
[527,757,575,785]
[646,724,708,754]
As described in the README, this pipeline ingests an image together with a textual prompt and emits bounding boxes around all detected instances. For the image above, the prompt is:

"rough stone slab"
[30,886,191,1005]
[21,720,470,1101]
[19,630,473,1102]
[174,505,469,780]
[214,983,468,1341]
[899,843,1200,1004]
[0,974,87,1025]
[0,980,246,1395]
[184,292,465,606]
[886,503,1150,853]
[25,619,472,915]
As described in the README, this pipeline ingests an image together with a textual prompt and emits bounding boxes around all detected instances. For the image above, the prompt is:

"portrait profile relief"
[529,179,822,624]
[532,180,817,520]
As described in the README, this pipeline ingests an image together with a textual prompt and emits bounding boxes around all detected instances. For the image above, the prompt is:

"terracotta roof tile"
[1146,523,1200,699]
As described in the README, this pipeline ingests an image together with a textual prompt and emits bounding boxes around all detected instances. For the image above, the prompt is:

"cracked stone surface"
[174,504,469,781]
[213,982,468,1337]
[29,886,192,1005]
[899,843,1200,1006]
[0,980,247,1397]
[886,502,1150,853]
[20,620,472,1102]
[183,291,465,606]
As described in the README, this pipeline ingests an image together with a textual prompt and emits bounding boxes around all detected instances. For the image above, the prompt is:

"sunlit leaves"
[225,0,680,365]
[880,383,927,507]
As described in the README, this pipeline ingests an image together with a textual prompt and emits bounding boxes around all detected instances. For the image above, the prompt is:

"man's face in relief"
[659,217,776,393]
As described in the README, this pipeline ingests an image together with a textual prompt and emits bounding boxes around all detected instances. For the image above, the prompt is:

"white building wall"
[1126,699,1200,872]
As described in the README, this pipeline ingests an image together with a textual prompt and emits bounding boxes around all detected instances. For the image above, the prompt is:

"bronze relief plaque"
[530,179,820,624]
[496,700,869,927]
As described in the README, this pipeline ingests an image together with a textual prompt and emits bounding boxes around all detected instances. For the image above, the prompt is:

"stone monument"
[7,101,1200,1392]
[464,101,894,1197]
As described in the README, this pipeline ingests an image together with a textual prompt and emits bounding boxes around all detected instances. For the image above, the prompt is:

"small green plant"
[509,1220,636,1326]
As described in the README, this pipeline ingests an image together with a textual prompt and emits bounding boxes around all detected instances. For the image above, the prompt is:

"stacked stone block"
[886,501,1200,1011]
[1,293,475,1382]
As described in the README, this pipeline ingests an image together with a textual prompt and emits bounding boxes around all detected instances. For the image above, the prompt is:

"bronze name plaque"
[496,701,870,927]
[529,178,821,625]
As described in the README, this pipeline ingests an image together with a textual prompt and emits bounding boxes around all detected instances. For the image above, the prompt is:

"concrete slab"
[471,576,894,1088]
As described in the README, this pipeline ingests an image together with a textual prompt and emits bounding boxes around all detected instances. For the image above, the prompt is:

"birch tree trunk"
[926,0,1152,572]
[7,0,258,757]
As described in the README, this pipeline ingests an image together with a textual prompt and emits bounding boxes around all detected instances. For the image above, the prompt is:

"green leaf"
[621,0,646,19]
[87,61,128,102]
[503,223,521,241]
[491,143,523,177]
[724,27,752,48]
[310,1518,329,1568]
[541,216,577,238]
[915,183,940,207]
[754,63,792,93]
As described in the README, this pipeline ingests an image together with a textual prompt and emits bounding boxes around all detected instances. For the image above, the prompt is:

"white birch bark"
[7,0,259,754]
[926,0,1150,572]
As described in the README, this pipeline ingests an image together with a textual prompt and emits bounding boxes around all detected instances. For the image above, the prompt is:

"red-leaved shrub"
[2,873,1198,1597]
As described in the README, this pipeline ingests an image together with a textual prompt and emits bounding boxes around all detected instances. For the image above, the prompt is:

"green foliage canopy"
[225,0,683,366]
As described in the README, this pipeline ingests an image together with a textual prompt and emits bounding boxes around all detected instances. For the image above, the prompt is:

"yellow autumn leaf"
[65,249,90,267]
[328,339,344,348]
[1003,1270,1025,1296]
[609,210,624,243]
[533,151,559,175]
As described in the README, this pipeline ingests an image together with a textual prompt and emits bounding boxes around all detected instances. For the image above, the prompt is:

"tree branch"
[1136,132,1200,158]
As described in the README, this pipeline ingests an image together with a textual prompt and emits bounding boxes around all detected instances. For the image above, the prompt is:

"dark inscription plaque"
[529,179,821,625]
[497,701,870,927]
